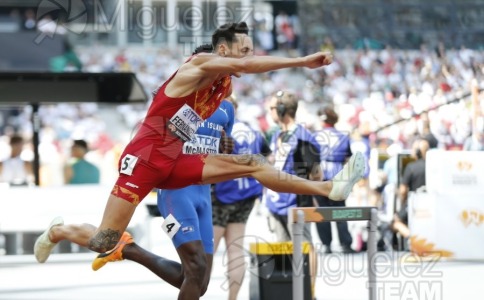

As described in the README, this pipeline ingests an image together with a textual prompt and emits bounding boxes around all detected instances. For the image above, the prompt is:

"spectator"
[265,90,321,294]
[63,139,100,184]
[50,40,83,72]
[382,142,403,188]
[392,138,429,247]
[274,11,295,50]
[22,9,36,31]
[378,141,403,250]
[350,121,373,208]
[421,118,439,149]
[463,118,484,151]
[314,106,356,254]
[0,134,33,186]
[463,79,484,151]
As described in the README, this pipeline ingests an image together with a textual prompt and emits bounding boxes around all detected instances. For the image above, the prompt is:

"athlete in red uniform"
[34,22,365,300]
[112,65,233,204]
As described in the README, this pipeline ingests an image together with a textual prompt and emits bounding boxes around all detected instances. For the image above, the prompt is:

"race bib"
[162,214,181,239]
[167,104,203,142]
[120,154,138,175]
[183,134,220,154]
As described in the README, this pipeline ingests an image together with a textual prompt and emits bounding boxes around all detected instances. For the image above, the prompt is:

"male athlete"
[34,22,365,300]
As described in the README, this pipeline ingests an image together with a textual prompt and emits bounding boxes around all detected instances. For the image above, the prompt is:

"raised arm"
[192,51,333,76]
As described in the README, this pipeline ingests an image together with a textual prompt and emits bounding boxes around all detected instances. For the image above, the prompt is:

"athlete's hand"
[304,52,333,69]
[219,130,234,154]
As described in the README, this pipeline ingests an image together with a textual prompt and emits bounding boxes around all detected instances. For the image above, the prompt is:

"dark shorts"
[212,195,257,227]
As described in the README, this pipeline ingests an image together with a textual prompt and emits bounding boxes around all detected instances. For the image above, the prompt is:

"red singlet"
[112,63,232,205]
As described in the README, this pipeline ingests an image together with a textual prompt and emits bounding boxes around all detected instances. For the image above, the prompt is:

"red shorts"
[111,134,208,205]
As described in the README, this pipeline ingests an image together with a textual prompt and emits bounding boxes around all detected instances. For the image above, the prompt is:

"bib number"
[120,154,138,175]
[162,214,181,239]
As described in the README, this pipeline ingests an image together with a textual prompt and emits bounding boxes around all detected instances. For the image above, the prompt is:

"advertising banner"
[409,191,484,260]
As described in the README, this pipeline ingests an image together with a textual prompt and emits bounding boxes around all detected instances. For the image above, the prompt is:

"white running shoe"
[328,151,365,201]
[34,216,64,263]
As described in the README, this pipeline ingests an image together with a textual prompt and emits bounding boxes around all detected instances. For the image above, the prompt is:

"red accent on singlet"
[150,68,232,120]
[126,57,232,165]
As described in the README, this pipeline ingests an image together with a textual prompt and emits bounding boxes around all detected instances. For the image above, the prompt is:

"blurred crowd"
[74,42,484,150]
[1,42,483,188]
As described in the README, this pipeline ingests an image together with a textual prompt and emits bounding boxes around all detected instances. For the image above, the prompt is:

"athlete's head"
[212,22,253,58]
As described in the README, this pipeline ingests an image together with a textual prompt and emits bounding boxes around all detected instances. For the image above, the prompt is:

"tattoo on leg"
[251,154,268,167]
[89,229,121,253]
[232,154,251,165]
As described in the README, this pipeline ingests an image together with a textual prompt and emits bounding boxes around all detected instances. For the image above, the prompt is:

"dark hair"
[318,106,338,126]
[211,22,249,48]
[415,148,422,159]
[9,135,23,146]
[275,90,298,118]
[192,43,214,55]
[73,139,89,150]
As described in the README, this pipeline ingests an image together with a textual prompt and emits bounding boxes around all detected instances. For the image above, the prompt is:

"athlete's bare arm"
[164,52,333,98]
[193,51,332,75]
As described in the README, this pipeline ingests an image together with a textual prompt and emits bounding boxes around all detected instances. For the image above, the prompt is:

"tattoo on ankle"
[89,229,121,253]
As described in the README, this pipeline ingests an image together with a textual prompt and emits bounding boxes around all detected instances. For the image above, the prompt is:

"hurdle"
[290,206,378,300]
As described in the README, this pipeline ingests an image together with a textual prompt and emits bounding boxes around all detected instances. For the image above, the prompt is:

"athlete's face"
[225,34,254,58]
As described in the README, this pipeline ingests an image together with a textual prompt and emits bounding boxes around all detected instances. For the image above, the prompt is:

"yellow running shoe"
[91,231,133,271]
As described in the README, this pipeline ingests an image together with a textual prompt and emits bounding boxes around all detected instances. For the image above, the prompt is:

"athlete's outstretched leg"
[34,194,137,263]
[200,152,365,201]
[106,240,212,300]
[121,242,185,287]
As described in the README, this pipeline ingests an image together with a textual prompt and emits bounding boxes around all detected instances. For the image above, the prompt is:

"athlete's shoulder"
[186,53,218,65]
